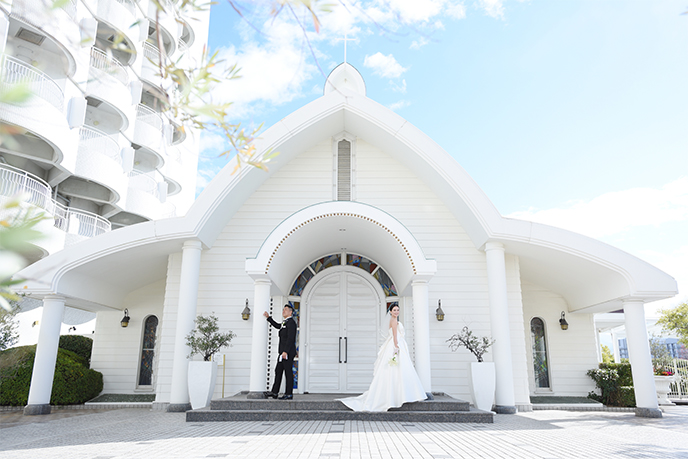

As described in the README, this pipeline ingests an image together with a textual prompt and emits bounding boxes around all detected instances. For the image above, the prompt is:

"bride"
[339,303,427,411]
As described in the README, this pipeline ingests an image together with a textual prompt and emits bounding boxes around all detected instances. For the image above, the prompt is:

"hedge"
[587,362,636,407]
[0,345,103,406]
[58,335,93,365]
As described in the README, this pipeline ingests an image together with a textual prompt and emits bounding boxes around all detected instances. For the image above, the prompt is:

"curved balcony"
[146,0,179,55]
[0,164,111,257]
[62,126,128,204]
[54,202,112,247]
[159,148,183,195]
[0,55,73,165]
[161,201,176,218]
[123,169,162,220]
[84,0,138,64]
[85,47,132,130]
[133,103,166,164]
[9,0,80,76]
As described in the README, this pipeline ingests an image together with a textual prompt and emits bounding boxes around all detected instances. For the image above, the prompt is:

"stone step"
[209,397,470,412]
[187,408,493,423]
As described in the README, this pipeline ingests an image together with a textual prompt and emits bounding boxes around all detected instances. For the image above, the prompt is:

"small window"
[138,316,158,386]
[530,317,550,389]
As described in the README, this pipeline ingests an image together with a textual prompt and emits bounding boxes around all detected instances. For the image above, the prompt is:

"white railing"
[78,126,122,166]
[669,358,688,400]
[0,163,53,211]
[127,169,159,197]
[54,202,111,238]
[63,0,77,19]
[1,55,64,111]
[113,0,136,15]
[143,41,162,62]
[136,104,165,132]
[90,47,129,85]
[177,39,189,54]
[0,164,111,238]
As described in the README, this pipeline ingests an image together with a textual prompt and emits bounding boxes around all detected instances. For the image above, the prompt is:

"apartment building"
[0,0,209,264]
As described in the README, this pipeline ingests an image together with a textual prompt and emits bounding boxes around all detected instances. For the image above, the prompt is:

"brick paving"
[0,406,687,458]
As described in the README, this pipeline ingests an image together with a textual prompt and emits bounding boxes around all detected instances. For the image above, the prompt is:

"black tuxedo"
[267,315,297,395]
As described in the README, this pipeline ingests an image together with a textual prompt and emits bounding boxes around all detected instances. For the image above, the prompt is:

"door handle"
[344,337,348,363]
[339,337,342,363]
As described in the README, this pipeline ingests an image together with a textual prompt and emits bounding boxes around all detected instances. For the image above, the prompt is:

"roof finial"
[336,31,357,65]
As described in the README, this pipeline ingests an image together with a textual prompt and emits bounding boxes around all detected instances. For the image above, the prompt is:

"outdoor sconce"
[241,299,251,320]
[436,300,445,322]
[120,309,130,328]
[559,311,569,330]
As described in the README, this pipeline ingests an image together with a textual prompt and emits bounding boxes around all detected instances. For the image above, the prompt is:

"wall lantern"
[241,299,251,320]
[559,311,569,330]
[120,309,130,328]
[436,300,445,322]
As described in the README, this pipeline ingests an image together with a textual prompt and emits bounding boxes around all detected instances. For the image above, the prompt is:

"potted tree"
[185,314,236,409]
[447,326,496,411]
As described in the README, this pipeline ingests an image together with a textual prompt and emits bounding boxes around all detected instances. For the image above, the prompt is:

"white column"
[168,240,203,412]
[484,242,516,414]
[412,279,432,394]
[624,299,662,418]
[25,296,65,415]
[248,279,272,397]
[611,329,621,363]
[0,15,9,53]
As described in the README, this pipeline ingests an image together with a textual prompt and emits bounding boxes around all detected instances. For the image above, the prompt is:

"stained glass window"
[138,315,158,386]
[289,268,314,296]
[310,254,340,273]
[346,254,378,274]
[530,317,550,388]
[373,268,397,297]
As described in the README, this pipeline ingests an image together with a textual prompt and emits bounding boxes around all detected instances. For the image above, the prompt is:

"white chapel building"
[19,64,677,417]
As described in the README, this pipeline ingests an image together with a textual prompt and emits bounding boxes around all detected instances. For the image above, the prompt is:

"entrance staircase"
[186,393,494,423]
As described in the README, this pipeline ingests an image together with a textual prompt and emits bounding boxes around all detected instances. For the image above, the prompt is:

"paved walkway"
[1,406,687,458]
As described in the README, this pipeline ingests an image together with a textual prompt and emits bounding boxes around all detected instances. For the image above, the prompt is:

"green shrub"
[58,335,93,366]
[0,345,103,406]
[586,362,636,407]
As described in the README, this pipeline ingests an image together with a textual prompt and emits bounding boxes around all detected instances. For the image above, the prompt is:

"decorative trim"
[265,212,416,274]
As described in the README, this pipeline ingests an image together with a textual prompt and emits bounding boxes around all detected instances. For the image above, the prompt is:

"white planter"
[654,375,675,406]
[469,361,496,412]
[188,361,218,409]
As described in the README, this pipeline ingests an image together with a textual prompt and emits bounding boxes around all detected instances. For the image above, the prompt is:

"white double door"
[303,269,382,393]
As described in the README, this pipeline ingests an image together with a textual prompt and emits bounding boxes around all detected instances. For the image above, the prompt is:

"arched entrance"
[300,266,384,393]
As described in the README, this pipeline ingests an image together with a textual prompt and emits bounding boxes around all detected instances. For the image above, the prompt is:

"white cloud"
[479,0,505,19]
[446,2,467,19]
[507,177,688,239]
[410,37,430,50]
[388,100,411,111]
[363,52,408,79]
[391,79,407,93]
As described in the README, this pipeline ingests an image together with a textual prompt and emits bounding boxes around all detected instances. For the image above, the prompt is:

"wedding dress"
[339,321,427,411]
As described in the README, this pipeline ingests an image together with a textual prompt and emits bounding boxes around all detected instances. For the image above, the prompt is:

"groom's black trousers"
[271,356,294,396]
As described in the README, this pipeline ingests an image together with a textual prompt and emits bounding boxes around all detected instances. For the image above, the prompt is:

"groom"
[263,304,297,400]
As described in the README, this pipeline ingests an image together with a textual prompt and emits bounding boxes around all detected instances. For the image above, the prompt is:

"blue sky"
[198,0,688,314]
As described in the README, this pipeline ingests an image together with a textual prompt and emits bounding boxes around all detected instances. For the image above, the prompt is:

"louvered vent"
[337,140,351,201]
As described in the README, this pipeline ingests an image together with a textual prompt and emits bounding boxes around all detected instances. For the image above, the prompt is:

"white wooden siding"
[521,281,598,396]
[90,280,165,394]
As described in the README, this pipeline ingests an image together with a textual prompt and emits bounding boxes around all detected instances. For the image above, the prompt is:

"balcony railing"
[0,163,53,211]
[0,163,111,238]
[1,55,64,111]
[136,104,165,132]
[54,202,111,239]
[78,126,122,166]
[128,169,159,198]
[63,0,77,19]
[90,47,129,85]
[143,41,163,62]
[161,201,176,218]
[177,39,189,54]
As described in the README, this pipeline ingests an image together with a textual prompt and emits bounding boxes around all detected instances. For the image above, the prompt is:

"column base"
[167,403,192,412]
[24,404,51,415]
[635,407,662,418]
[494,405,517,414]
[247,391,268,399]
[425,392,435,401]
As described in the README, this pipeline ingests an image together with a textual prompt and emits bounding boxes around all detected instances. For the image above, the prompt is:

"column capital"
[253,277,272,286]
[43,295,66,302]
[484,241,505,252]
[182,240,203,250]
[622,298,645,306]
